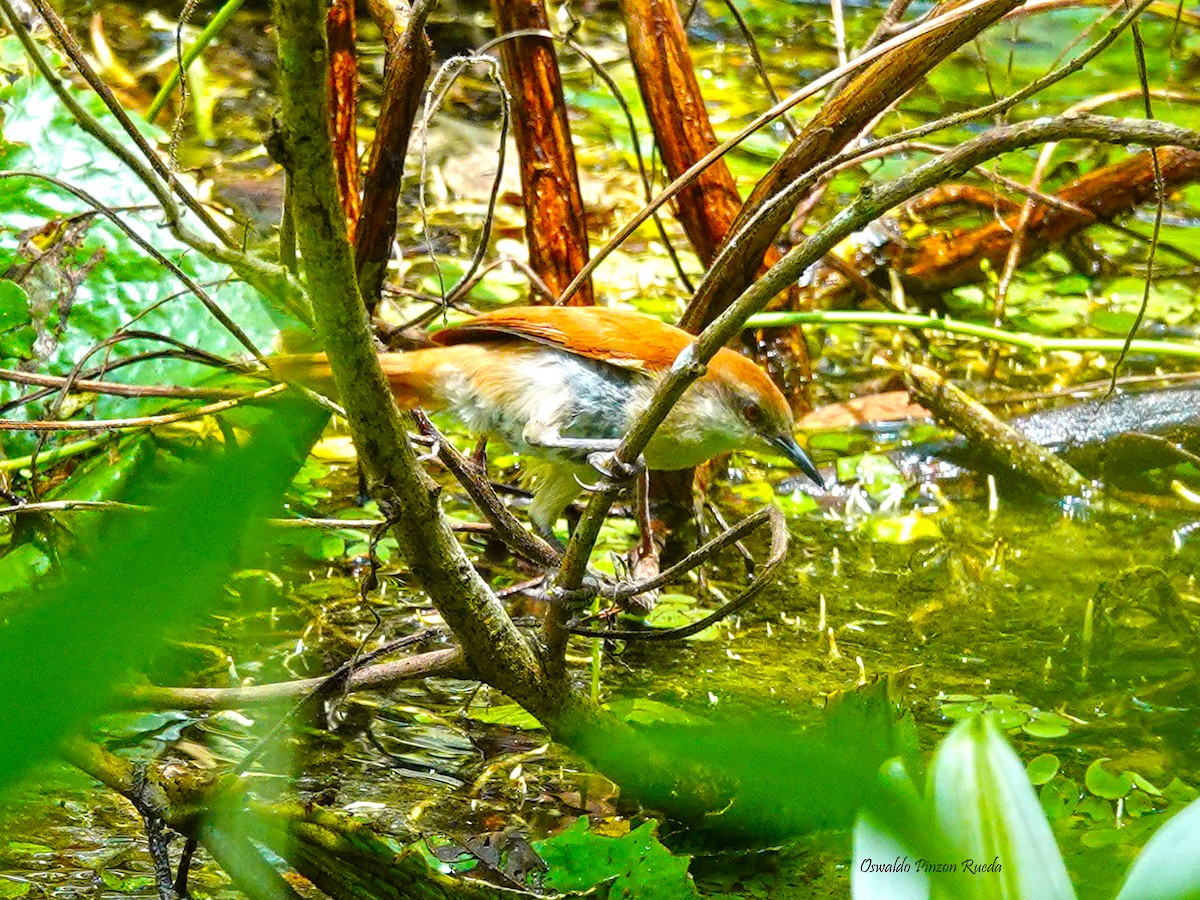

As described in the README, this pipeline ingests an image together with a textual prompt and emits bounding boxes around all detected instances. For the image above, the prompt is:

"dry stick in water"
[906,364,1092,498]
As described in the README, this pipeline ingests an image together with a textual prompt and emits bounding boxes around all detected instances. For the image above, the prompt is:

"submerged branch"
[121,648,467,710]
[906,364,1092,498]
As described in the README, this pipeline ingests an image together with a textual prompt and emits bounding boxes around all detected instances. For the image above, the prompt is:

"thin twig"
[568,506,787,640]
[0,348,241,415]
[0,385,286,431]
[414,412,562,568]
[121,648,466,711]
[1107,6,1166,393]
[0,368,243,401]
[0,173,263,360]
[554,0,1034,305]
[21,0,233,246]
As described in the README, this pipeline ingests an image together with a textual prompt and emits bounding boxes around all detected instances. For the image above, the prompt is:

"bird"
[283,305,823,538]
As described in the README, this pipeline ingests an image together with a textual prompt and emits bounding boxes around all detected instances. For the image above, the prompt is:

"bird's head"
[709,348,825,488]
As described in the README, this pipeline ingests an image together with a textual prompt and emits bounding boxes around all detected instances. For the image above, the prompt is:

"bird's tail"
[270,349,452,410]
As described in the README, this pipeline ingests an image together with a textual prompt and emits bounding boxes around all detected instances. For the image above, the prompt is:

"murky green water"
[3,0,1198,896]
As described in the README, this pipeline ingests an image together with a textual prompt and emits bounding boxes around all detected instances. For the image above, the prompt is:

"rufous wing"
[430,306,692,373]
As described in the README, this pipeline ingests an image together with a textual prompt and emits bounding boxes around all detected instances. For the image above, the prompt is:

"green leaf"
[46,434,157,505]
[466,704,545,730]
[940,701,987,720]
[0,877,30,898]
[1116,795,1200,900]
[1090,309,1140,335]
[1021,711,1070,739]
[1027,753,1060,786]
[535,817,700,899]
[1086,759,1135,800]
[0,395,327,791]
[0,63,289,443]
[573,692,914,843]
[0,280,31,331]
[929,715,1076,899]
[1039,776,1079,822]
[1131,773,1162,797]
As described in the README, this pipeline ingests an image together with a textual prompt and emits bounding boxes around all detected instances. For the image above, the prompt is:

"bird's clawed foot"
[545,573,601,610]
[585,451,645,486]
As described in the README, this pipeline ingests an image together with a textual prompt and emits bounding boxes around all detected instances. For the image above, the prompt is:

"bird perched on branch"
[285,305,822,538]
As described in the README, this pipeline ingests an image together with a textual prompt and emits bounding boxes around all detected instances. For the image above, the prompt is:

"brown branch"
[894,148,1200,294]
[355,0,435,308]
[327,0,361,238]
[274,0,548,718]
[906,364,1091,497]
[680,0,1025,332]
[414,411,562,569]
[0,385,286,431]
[0,368,243,400]
[492,0,593,305]
[120,648,467,710]
[618,0,745,267]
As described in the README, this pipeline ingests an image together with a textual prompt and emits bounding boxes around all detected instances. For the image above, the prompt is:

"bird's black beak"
[770,434,825,489]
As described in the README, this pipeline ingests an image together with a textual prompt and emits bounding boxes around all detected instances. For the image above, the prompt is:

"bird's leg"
[522,420,622,458]
[622,467,660,615]
[522,420,643,485]
[355,465,369,506]
[634,467,656,561]
[533,520,567,553]
[471,435,489,467]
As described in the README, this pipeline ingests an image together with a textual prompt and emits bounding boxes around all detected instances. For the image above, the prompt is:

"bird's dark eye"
[742,401,762,423]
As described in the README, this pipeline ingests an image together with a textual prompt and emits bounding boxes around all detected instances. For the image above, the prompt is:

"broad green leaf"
[929,715,1076,899]
[535,817,700,899]
[1085,759,1134,800]
[1026,754,1060,786]
[1039,776,1079,823]
[0,395,326,791]
[1115,796,1200,900]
